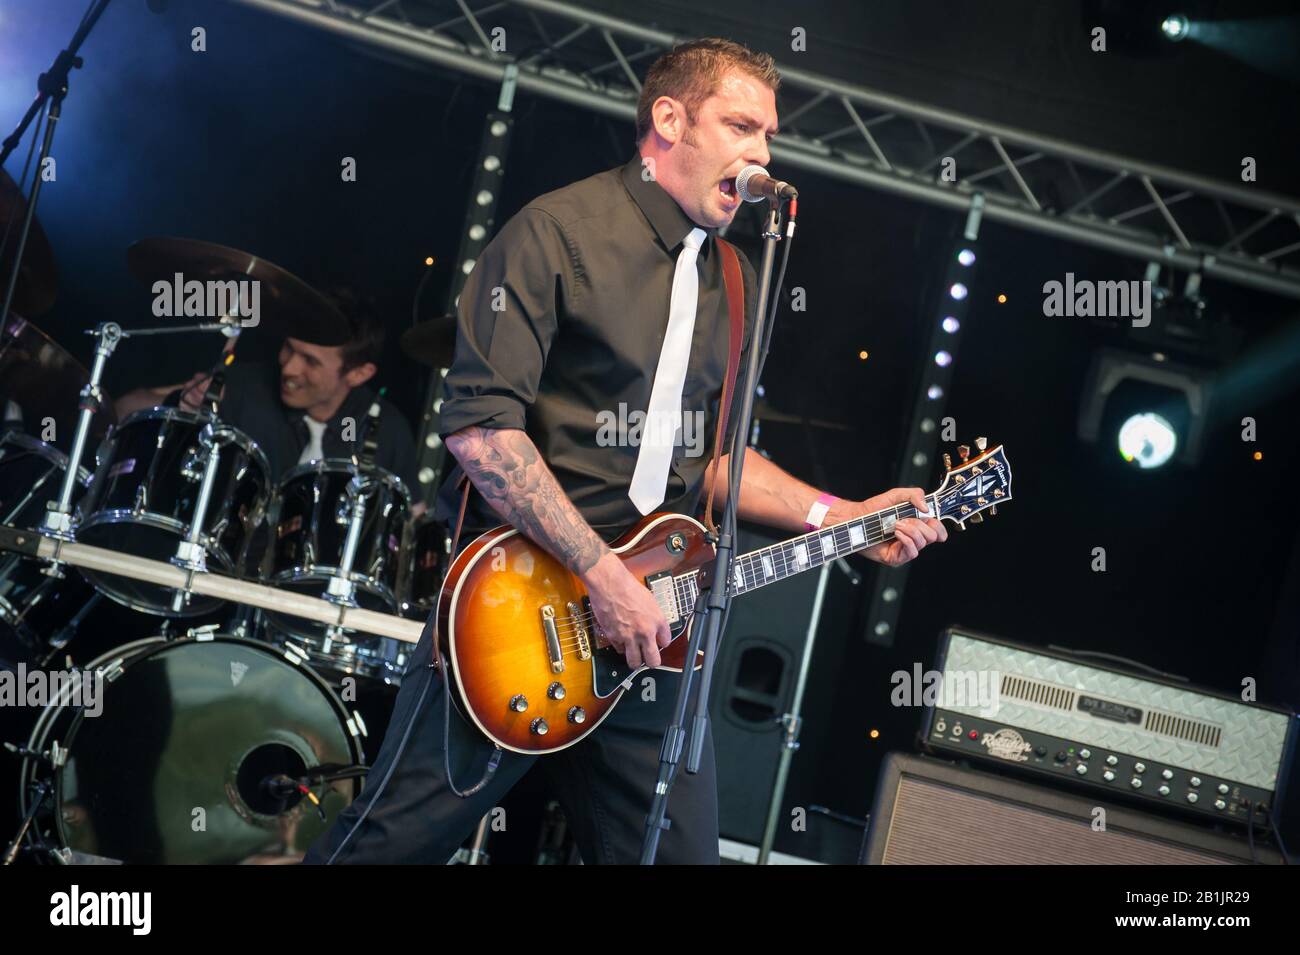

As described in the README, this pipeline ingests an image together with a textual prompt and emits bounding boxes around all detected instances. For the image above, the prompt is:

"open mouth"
[719,177,738,202]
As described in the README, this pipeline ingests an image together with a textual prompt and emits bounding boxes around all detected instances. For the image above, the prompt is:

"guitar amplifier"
[920,628,1298,830]
[862,752,1284,864]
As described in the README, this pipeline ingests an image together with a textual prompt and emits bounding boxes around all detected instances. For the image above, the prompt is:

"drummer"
[114,307,421,499]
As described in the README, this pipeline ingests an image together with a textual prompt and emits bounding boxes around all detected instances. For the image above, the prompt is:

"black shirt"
[435,155,757,544]
[217,361,420,493]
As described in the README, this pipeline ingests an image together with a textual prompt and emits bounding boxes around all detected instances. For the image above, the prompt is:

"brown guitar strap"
[704,237,745,534]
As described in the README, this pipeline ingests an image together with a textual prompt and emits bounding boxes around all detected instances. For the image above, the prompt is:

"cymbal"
[400,315,457,369]
[0,313,115,439]
[752,397,852,432]
[126,238,351,345]
[0,169,57,316]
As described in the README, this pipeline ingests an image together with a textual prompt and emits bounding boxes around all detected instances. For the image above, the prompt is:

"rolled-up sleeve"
[438,207,572,439]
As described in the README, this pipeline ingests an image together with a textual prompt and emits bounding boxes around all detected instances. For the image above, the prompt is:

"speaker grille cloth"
[881,776,1238,865]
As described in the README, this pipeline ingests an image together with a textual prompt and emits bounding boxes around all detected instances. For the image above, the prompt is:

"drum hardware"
[167,422,244,613]
[39,322,120,544]
[323,473,379,609]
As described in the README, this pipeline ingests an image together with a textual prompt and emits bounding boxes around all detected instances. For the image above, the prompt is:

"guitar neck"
[675,494,940,604]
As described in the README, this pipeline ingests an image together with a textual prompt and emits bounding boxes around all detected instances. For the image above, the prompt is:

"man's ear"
[343,361,377,389]
[650,95,688,145]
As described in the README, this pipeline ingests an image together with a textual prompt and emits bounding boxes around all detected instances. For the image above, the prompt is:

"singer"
[302,37,947,866]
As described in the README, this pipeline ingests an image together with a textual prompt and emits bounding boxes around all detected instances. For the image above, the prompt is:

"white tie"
[299,416,327,464]
[629,227,706,515]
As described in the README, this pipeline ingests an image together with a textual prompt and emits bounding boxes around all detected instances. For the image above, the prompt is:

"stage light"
[957,249,976,266]
[858,349,869,360]
[1253,451,1263,461]
[1161,14,1189,41]
[934,350,952,367]
[942,317,960,333]
[424,256,434,266]
[949,283,968,300]
[1118,412,1178,469]
[997,294,1007,303]
[927,384,944,400]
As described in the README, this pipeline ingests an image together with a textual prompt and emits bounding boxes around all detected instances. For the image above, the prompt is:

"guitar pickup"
[645,572,680,625]
[540,605,563,674]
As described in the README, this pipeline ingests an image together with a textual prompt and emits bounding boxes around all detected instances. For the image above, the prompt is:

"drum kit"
[0,192,457,864]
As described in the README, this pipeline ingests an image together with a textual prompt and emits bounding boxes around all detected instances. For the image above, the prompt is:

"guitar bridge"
[568,601,591,661]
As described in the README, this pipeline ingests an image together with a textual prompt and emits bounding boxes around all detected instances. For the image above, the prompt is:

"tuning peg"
[957,520,966,531]
[974,436,987,451]
[969,512,984,524]
[990,504,998,516]
[942,452,953,471]
[957,444,971,462]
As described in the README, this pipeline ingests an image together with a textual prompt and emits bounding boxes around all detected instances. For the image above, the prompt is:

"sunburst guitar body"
[438,443,1013,754]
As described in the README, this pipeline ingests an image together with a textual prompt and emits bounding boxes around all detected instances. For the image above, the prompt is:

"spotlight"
[957,249,976,267]
[934,350,952,367]
[1078,348,1211,469]
[1161,14,1189,41]
[942,317,960,333]
[1118,412,1178,470]
[949,283,968,300]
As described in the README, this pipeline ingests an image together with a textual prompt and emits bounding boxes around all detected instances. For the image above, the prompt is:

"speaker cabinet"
[708,523,853,847]
[862,753,1283,865]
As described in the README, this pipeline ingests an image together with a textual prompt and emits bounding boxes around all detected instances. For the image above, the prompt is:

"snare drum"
[76,408,272,616]
[18,632,363,864]
[262,460,411,683]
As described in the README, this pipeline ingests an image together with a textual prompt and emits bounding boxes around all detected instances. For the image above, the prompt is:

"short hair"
[635,38,781,145]
[321,284,386,371]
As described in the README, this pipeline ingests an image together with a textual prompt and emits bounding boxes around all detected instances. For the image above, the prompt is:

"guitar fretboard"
[670,496,939,615]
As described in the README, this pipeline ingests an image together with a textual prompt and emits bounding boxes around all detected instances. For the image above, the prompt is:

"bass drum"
[18,633,363,865]
[75,408,271,617]
[0,430,99,665]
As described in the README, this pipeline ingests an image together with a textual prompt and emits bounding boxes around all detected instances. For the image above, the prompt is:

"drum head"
[30,635,360,864]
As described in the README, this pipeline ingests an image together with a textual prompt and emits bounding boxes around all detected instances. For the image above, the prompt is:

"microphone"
[735,165,799,203]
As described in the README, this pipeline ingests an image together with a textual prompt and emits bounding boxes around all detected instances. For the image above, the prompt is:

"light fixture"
[1118,412,1178,469]
[1161,14,1189,41]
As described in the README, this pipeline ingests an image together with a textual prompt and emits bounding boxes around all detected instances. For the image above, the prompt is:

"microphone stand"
[1,0,114,323]
[640,198,796,864]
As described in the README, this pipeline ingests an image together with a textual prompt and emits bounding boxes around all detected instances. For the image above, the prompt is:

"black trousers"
[302,617,720,864]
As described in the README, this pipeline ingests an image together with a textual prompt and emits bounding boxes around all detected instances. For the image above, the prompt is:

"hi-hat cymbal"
[126,237,351,345]
[0,169,57,316]
[0,313,115,439]
[400,315,457,369]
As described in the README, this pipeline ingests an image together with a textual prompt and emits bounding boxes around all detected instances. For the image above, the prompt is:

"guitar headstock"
[932,438,1012,530]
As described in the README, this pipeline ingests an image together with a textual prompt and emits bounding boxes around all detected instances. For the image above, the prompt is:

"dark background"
[3,0,1298,856]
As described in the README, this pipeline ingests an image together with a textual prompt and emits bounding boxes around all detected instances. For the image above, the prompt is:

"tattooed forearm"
[445,426,611,575]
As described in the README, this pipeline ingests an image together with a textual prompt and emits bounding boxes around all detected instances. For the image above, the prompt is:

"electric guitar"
[437,441,1012,754]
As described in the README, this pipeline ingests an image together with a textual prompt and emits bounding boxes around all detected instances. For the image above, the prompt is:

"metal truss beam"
[231,0,1300,300]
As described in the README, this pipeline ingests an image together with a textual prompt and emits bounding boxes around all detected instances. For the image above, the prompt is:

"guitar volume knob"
[530,718,549,736]
[509,694,528,713]
[568,706,586,724]
[547,682,566,700]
